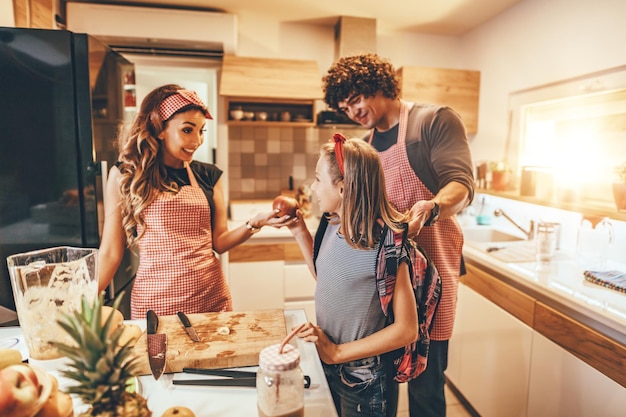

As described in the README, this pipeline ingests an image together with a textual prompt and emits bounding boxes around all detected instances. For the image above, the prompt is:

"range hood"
[219,55,322,100]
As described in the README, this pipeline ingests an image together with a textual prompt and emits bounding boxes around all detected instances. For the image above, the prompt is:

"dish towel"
[583,270,626,293]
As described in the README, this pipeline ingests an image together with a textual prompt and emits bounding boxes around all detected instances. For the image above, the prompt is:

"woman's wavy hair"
[322,53,399,111]
[116,84,203,247]
[321,137,408,249]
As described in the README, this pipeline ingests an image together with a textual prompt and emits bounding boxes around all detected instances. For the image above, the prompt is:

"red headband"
[333,133,346,176]
[158,90,213,121]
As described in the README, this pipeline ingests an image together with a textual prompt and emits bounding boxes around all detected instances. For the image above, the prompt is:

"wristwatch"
[424,202,440,227]
[245,220,261,234]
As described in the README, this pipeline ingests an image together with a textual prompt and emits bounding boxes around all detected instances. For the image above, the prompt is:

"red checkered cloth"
[369,101,464,341]
[130,185,231,319]
[158,90,213,121]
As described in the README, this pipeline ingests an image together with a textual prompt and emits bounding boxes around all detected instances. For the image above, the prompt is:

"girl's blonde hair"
[116,84,204,247]
[320,137,409,249]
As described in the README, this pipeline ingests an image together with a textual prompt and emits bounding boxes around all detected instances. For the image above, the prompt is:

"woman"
[287,134,419,417]
[98,84,287,319]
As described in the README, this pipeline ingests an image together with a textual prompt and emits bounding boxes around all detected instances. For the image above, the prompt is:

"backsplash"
[227,125,368,200]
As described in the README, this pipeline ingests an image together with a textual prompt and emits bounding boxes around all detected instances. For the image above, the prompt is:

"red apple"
[0,364,41,417]
[272,195,299,218]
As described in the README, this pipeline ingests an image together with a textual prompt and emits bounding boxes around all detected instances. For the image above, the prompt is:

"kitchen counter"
[462,235,626,388]
[0,309,338,417]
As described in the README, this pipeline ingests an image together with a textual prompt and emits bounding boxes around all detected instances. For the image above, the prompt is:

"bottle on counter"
[576,216,613,270]
[257,343,304,417]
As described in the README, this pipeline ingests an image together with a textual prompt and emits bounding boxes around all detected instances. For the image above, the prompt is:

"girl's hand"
[295,322,339,364]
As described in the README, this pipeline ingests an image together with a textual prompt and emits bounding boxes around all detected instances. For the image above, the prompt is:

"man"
[321,53,475,417]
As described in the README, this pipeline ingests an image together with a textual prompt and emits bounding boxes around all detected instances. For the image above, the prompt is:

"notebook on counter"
[583,270,626,294]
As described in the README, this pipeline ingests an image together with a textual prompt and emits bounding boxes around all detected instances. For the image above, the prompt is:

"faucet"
[493,209,535,240]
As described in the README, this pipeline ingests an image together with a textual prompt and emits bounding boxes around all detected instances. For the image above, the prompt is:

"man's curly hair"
[322,53,399,111]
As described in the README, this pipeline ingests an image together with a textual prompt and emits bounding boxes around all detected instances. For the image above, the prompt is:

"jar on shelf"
[257,343,304,417]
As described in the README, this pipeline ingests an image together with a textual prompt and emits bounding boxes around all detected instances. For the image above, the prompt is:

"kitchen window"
[508,65,626,211]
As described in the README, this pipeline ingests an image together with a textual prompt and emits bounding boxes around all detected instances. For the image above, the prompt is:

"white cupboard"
[228,261,284,311]
[447,283,533,417]
[527,332,626,417]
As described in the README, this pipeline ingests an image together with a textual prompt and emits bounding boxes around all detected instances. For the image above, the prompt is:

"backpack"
[375,223,442,383]
[313,216,442,383]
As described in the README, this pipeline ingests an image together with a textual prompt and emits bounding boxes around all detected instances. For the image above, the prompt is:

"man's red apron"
[369,100,464,340]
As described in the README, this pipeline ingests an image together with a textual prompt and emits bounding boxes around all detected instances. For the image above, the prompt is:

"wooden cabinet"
[397,66,480,134]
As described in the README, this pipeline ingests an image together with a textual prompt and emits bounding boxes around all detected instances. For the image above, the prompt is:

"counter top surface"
[0,309,338,417]
[462,232,626,343]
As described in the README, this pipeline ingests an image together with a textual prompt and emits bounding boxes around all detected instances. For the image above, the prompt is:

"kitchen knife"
[177,311,200,342]
[146,309,167,380]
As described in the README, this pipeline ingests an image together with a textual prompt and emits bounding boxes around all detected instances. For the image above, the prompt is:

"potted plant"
[612,161,626,212]
[489,161,511,192]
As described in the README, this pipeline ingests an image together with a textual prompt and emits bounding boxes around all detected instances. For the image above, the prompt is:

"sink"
[463,227,525,243]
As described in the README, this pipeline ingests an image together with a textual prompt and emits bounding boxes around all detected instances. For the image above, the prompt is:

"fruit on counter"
[0,348,23,370]
[161,406,195,417]
[101,305,124,336]
[55,292,152,417]
[34,374,73,417]
[117,324,143,347]
[0,363,41,417]
[272,195,299,218]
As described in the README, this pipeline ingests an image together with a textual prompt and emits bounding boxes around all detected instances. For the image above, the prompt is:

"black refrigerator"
[0,27,137,321]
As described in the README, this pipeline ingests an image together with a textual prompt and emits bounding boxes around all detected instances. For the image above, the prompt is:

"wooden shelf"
[477,188,626,222]
[226,98,315,126]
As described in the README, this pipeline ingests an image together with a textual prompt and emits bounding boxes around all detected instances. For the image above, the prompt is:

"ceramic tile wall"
[227,125,368,201]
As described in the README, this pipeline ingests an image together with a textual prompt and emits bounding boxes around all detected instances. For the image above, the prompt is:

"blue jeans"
[408,340,449,417]
[323,355,398,417]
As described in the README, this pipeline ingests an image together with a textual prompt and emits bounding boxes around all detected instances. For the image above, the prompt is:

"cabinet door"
[229,261,284,310]
[528,332,626,417]
[397,66,480,134]
[448,283,532,417]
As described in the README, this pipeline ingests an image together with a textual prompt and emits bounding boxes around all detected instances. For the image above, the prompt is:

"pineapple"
[54,292,151,417]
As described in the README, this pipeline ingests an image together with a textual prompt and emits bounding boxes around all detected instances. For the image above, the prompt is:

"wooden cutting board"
[131,309,287,376]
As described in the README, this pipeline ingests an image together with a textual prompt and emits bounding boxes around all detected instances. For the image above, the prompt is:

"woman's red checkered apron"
[369,100,464,340]
[130,165,232,319]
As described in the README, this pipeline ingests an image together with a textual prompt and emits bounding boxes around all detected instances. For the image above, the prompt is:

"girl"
[288,134,419,417]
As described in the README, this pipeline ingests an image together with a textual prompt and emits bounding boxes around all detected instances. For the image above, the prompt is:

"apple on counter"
[0,363,41,417]
[273,195,299,218]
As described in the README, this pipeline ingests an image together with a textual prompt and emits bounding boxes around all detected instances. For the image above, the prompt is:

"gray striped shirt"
[315,222,387,345]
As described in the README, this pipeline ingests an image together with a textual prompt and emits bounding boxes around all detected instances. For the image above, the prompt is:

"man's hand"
[407,200,436,239]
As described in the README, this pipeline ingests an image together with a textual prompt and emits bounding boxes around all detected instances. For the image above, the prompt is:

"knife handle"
[177,311,192,327]
[147,310,158,334]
